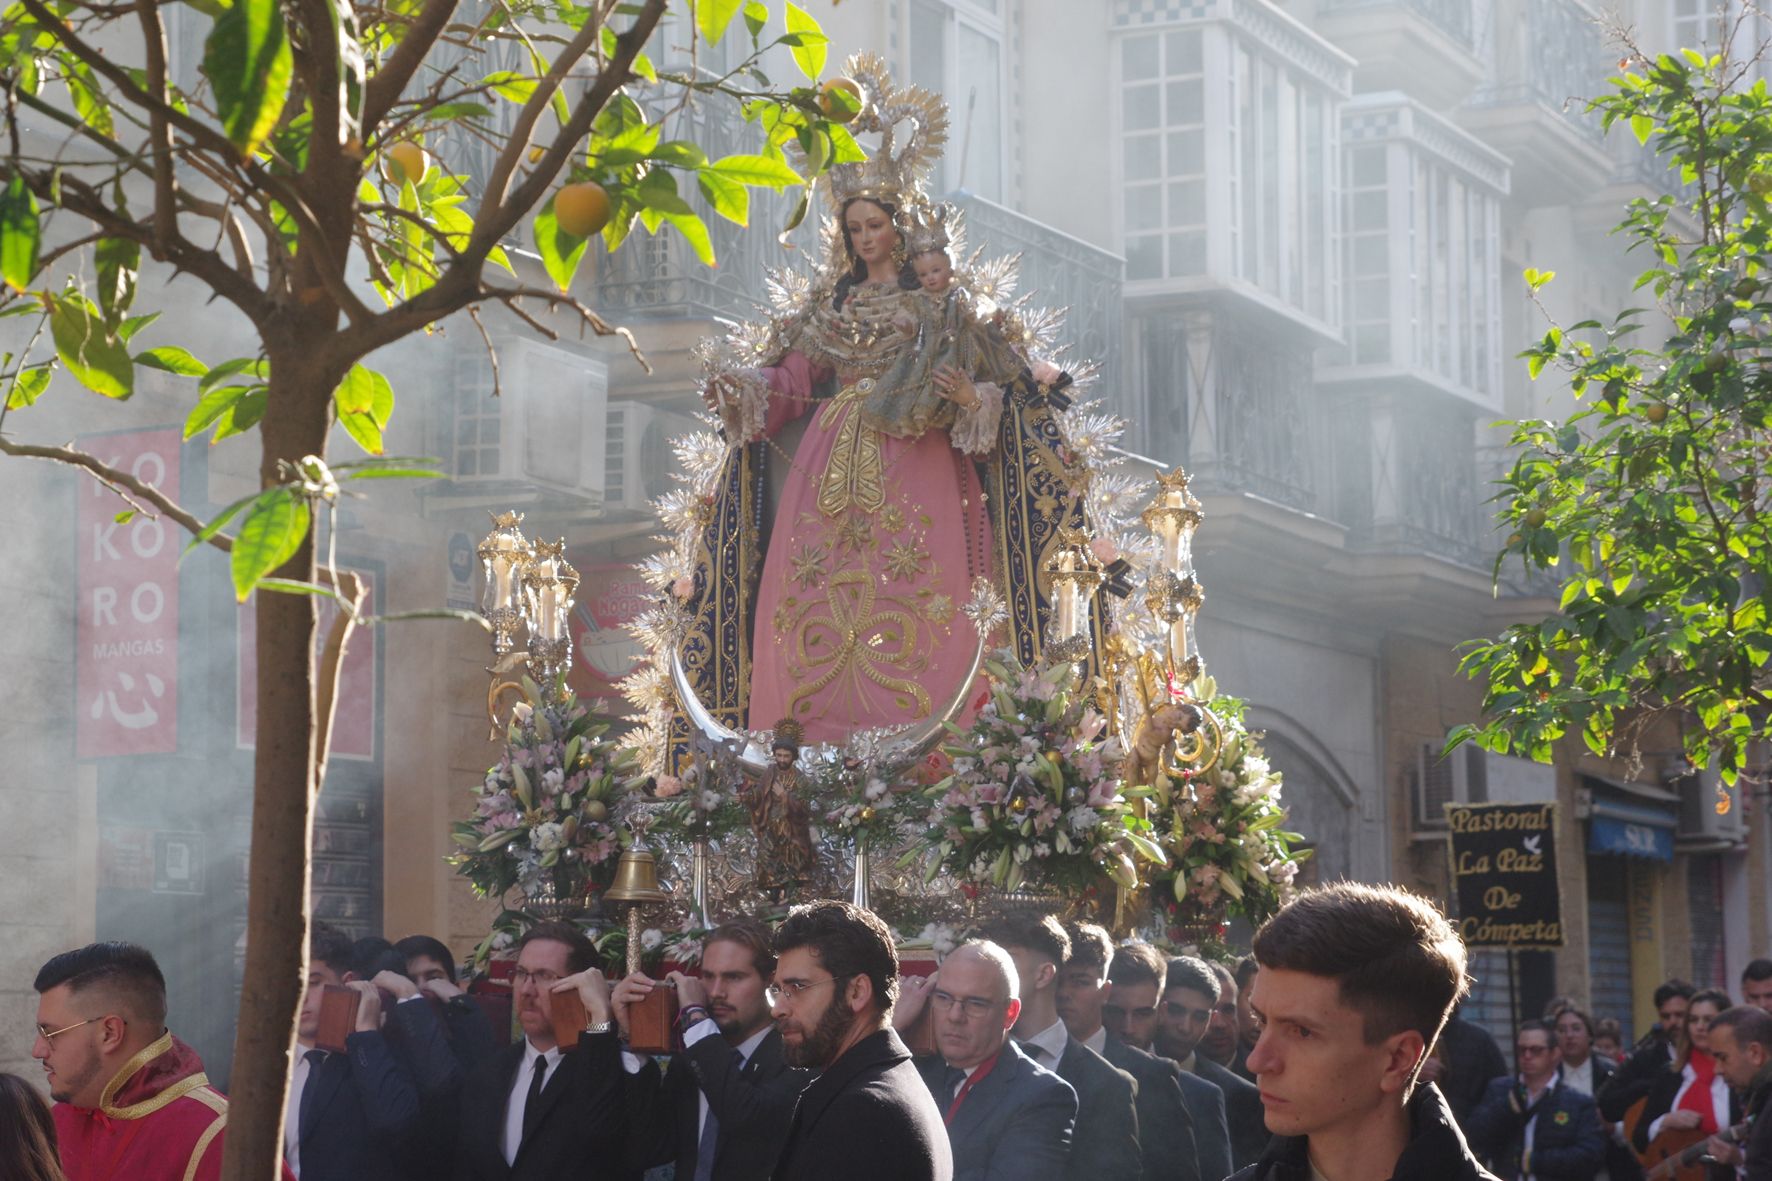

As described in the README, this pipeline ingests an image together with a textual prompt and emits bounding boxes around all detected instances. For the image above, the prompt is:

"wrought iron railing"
[1468,0,1608,143]
[1319,0,1475,51]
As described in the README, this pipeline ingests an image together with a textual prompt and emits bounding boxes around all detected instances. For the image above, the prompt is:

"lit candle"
[1161,490,1186,572]
[489,536,520,612]
[536,575,559,641]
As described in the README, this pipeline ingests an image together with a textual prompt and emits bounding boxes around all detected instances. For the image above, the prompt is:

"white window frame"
[903,0,1010,202]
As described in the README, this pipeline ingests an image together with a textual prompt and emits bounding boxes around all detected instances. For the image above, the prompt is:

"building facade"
[2,0,1769,1082]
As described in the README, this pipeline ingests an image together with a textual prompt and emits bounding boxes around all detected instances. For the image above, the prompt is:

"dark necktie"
[296,1049,327,1139]
[521,1055,550,1141]
[943,1065,966,1097]
[693,1048,745,1181]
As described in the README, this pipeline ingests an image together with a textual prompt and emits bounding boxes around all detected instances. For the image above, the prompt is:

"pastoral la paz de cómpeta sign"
[1445,801,1564,948]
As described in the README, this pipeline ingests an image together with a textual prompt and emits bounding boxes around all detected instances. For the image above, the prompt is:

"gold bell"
[605,845,670,907]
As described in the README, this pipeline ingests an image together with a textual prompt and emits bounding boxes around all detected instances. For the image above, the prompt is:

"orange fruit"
[555,181,612,238]
[819,77,864,123]
[1645,402,1670,423]
[385,141,429,187]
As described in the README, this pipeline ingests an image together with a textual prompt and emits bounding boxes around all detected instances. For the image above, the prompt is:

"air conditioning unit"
[1672,767,1747,850]
[604,401,700,513]
[449,339,608,504]
[1410,742,1485,839]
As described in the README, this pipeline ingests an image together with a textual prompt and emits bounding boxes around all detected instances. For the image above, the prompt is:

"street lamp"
[477,510,579,707]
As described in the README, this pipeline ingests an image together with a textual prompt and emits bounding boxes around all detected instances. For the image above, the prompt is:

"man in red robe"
[33,941,289,1181]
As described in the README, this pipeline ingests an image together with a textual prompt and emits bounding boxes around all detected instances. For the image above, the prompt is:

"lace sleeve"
[716,367,772,443]
[949,381,1003,455]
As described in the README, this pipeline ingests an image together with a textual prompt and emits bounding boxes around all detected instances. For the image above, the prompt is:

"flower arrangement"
[909,652,1166,896]
[450,682,637,916]
[817,752,919,848]
[1144,677,1308,929]
[646,733,750,843]
[596,917,710,976]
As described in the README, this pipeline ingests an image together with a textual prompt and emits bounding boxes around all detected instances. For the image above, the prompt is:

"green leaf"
[783,3,826,80]
[480,70,536,103]
[665,211,715,266]
[697,0,743,44]
[203,0,295,156]
[184,384,248,438]
[95,238,140,328]
[338,409,384,456]
[50,294,133,399]
[708,152,803,189]
[698,169,750,226]
[118,312,161,343]
[333,363,393,425]
[200,356,269,392]
[6,364,52,409]
[742,0,767,38]
[0,175,40,291]
[651,140,708,168]
[1630,112,1654,144]
[182,489,258,556]
[65,60,114,138]
[230,487,310,600]
[135,346,208,377]
[532,195,589,292]
[211,387,268,441]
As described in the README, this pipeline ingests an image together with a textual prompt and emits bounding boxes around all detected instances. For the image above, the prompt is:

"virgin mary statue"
[648,55,1108,753]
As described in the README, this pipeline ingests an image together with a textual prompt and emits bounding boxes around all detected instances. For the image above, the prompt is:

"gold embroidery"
[181,1110,227,1181]
[816,384,887,517]
[923,593,955,625]
[99,1033,218,1121]
[880,504,906,533]
[790,544,829,589]
[785,569,933,720]
[884,540,931,583]
[834,513,875,554]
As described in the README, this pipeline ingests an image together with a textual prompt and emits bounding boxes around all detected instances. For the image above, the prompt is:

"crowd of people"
[8,885,1772,1181]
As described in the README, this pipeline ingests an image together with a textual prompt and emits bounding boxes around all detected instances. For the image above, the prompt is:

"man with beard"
[1705,1005,1772,1178]
[1158,956,1268,1170]
[1200,961,1247,1077]
[453,921,631,1181]
[1059,922,1205,1181]
[616,918,813,1179]
[1105,941,1231,1181]
[1595,980,1692,1127]
[897,941,1078,1181]
[769,901,950,1181]
[32,942,287,1181]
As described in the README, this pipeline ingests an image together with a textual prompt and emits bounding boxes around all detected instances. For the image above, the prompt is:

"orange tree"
[1453,33,1772,790]
[0,0,861,1174]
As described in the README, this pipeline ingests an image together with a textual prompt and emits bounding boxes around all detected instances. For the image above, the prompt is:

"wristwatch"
[583,1020,616,1035]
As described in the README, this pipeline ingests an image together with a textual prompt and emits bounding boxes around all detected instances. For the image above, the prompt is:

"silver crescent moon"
[668,612,988,773]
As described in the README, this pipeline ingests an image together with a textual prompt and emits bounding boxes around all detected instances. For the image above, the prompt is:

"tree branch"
[133,0,177,253]
[361,0,461,130]
[0,434,224,549]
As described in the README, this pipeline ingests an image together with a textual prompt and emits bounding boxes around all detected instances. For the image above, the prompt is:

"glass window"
[1126,235,1163,281]
[1126,186,1163,232]
[909,0,1006,202]
[1123,37,1159,81]
[957,24,1003,198]
[1125,136,1163,182]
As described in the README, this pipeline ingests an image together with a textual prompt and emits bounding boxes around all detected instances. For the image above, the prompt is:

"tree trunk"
[220,348,340,1181]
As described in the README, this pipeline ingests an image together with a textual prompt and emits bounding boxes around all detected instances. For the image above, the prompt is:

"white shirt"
[1020,1018,1069,1070]
[683,1021,773,1140]
[1560,1057,1594,1096]
[502,1040,563,1165]
[1646,1061,1730,1142]
[284,1044,323,1176]
[1082,1026,1108,1055]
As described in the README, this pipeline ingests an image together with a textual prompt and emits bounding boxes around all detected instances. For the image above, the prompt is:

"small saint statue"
[743,719,817,901]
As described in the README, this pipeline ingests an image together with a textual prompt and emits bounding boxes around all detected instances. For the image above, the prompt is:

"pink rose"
[1089,537,1119,564]
[672,576,695,601]
[654,775,685,798]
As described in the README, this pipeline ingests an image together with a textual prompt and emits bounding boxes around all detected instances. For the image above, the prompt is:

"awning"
[1582,776,1678,862]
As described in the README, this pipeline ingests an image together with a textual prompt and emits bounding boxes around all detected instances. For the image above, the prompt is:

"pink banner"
[76,430,181,758]
[237,570,377,761]
[566,558,651,701]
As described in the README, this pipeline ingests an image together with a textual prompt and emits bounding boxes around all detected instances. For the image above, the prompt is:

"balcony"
[1334,393,1486,567]
[1112,0,1352,341]
[1459,0,1613,205]
[1314,0,1486,110]
[1320,93,1511,412]
[946,192,1126,399]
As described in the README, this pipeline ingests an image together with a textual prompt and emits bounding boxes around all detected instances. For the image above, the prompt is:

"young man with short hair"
[1060,922,1208,1181]
[33,942,281,1181]
[1233,957,1261,1082]
[1234,881,1502,1181]
[1743,959,1772,1014]
[988,914,1140,1181]
[1468,1019,1605,1181]
[769,900,951,1181]
[1105,941,1231,1181]
[617,917,814,1180]
[1158,955,1267,1170]
[1706,1005,1772,1178]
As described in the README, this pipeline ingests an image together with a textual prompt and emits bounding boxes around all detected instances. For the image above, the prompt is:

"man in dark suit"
[988,915,1140,1181]
[284,922,423,1180]
[1595,980,1692,1125]
[1157,955,1268,1171]
[1201,961,1251,1080]
[1106,941,1232,1181]
[898,941,1078,1181]
[452,921,630,1181]
[769,900,951,1181]
[1061,923,1206,1181]
[1707,1005,1772,1179]
[1467,1020,1606,1181]
[1548,1005,1639,1181]
[617,918,813,1180]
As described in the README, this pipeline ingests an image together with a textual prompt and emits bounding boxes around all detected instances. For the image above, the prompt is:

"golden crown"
[901,200,955,257]
[820,52,950,212]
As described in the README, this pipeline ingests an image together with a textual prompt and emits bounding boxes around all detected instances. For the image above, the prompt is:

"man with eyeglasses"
[33,941,287,1181]
[1158,956,1268,1171]
[1104,941,1231,1181]
[1468,1020,1606,1181]
[767,900,950,1181]
[454,921,631,1181]
[897,941,1078,1181]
